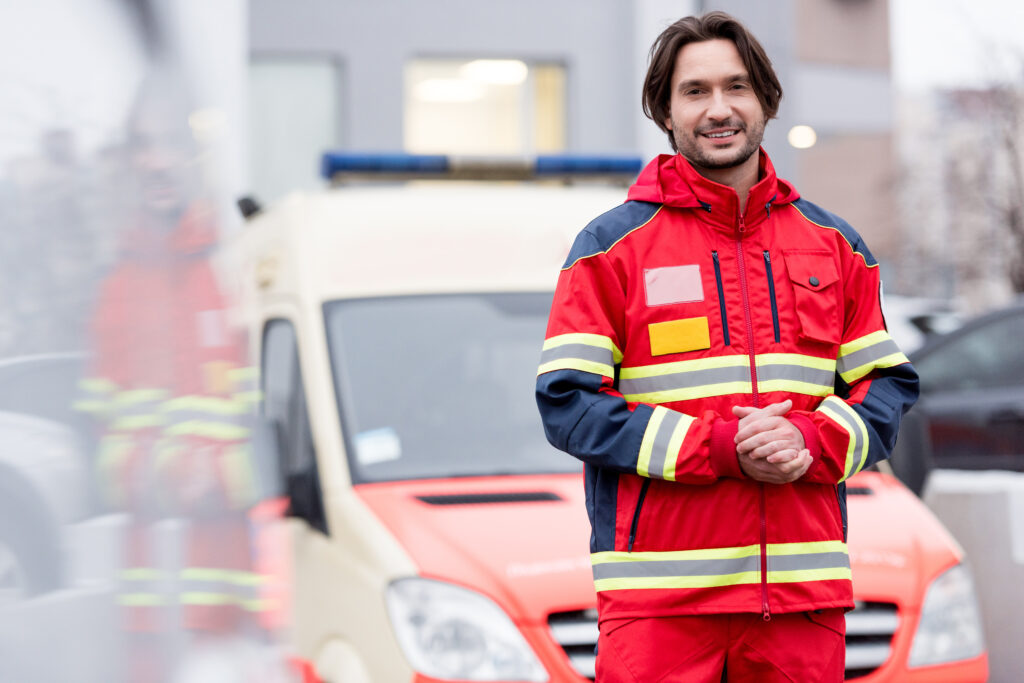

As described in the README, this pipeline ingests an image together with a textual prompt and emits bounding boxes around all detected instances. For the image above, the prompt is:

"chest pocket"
[783,250,841,345]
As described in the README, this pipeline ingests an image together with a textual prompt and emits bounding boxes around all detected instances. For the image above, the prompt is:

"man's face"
[663,39,766,172]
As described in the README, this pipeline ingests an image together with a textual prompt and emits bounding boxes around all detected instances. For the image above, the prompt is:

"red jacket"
[536,151,919,621]
[79,205,258,510]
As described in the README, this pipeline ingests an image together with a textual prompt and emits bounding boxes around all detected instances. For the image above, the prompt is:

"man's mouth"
[702,129,740,139]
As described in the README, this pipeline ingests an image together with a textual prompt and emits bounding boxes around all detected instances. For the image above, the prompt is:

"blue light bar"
[535,155,643,176]
[320,152,644,180]
[321,152,448,179]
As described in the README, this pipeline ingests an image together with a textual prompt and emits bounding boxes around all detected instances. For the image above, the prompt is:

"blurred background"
[1,0,1023,681]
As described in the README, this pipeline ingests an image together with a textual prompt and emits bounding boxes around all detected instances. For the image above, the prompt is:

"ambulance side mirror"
[250,415,286,502]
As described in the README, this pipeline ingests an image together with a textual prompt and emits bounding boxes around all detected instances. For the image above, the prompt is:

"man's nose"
[707,90,732,121]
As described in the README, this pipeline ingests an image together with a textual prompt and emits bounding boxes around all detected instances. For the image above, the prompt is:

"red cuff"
[709,419,744,479]
[789,413,822,460]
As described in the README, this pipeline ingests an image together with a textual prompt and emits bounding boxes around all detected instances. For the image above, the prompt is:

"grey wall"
[250,0,638,153]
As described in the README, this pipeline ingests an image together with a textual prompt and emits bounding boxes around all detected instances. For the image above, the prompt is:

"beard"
[672,116,765,171]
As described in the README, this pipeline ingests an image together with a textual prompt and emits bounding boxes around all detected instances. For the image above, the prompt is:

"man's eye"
[730,83,748,90]
[685,89,702,96]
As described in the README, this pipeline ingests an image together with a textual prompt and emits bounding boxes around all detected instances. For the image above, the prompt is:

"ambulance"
[230,153,988,682]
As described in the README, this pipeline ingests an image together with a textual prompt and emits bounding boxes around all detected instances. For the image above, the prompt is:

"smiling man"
[536,11,920,682]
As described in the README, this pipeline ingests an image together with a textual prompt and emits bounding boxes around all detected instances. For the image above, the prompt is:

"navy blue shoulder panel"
[792,197,877,267]
[562,200,661,268]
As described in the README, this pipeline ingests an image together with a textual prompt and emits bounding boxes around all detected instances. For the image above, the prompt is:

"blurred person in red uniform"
[536,12,919,682]
[76,67,273,682]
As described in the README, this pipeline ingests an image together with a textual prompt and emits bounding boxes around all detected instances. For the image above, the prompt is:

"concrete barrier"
[923,469,1024,683]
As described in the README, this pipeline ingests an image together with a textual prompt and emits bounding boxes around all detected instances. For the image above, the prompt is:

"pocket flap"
[784,250,839,291]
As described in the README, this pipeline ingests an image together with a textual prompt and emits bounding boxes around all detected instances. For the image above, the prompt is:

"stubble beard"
[673,118,765,171]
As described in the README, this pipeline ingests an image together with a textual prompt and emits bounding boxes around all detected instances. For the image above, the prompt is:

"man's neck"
[691,151,761,213]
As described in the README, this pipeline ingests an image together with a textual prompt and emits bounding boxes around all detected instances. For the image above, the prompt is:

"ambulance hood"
[354,473,596,624]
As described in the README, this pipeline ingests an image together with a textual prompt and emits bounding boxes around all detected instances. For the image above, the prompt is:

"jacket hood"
[627,150,799,233]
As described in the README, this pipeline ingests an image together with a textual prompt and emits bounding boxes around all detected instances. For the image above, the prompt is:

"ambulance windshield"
[324,293,581,482]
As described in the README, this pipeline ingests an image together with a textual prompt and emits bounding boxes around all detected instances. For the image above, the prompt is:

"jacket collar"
[626,149,799,235]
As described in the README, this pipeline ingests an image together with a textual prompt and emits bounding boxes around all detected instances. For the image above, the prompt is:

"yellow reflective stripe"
[542,332,623,364]
[115,388,170,406]
[118,594,166,607]
[79,378,118,395]
[181,592,234,606]
[636,406,668,478]
[818,397,870,482]
[181,568,266,586]
[620,354,749,379]
[234,390,263,404]
[838,330,890,355]
[120,567,165,581]
[162,395,248,416]
[592,542,849,592]
[837,330,910,383]
[621,353,836,404]
[164,420,250,441]
[592,545,761,564]
[766,540,846,555]
[110,414,166,431]
[72,399,110,415]
[228,367,259,383]
[537,358,615,378]
[663,413,694,481]
[755,353,837,396]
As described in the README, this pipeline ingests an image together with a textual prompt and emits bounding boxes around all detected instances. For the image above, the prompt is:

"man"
[536,11,919,682]
[76,67,270,681]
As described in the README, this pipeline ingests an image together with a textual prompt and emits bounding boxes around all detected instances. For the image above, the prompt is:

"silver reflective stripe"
[757,363,834,387]
[592,554,761,580]
[834,404,866,477]
[538,343,614,367]
[769,551,850,572]
[619,364,749,396]
[647,410,683,480]
[837,338,902,376]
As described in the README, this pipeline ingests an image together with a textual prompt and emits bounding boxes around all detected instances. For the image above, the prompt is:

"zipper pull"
[762,605,771,622]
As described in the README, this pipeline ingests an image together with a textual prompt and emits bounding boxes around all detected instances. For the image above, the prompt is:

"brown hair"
[642,11,783,152]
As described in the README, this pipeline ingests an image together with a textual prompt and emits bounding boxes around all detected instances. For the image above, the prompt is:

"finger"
[775,450,812,477]
[736,418,787,445]
[765,447,800,464]
[758,400,792,417]
[732,405,758,419]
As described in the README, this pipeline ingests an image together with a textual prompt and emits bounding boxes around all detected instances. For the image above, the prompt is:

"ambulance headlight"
[386,578,547,681]
[908,564,986,667]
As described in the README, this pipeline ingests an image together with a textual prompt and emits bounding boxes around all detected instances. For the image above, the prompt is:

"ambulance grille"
[547,601,899,681]
[415,491,562,505]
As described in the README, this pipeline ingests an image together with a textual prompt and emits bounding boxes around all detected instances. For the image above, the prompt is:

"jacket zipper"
[627,479,651,552]
[735,212,770,621]
[763,251,780,343]
[711,251,731,346]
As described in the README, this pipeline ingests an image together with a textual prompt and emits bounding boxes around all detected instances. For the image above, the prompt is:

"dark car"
[891,301,1024,492]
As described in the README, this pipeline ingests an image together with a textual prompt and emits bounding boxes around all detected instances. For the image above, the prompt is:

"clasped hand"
[732,399,811,484]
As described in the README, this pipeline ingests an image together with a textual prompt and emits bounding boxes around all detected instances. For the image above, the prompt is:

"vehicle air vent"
[415,492,562,505]
[548,609,599,680]
[547,601,899,681]
[846,486,873,496]
[845,601,899,680]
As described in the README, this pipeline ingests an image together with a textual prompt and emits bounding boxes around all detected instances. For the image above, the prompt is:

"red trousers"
[596,610,846,682]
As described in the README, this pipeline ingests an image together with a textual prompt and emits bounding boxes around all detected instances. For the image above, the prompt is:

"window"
[248,57,339,203]
[261,319,327,533]
[324,293,579,483]
[915,311,1024,392]
[404,59,566,155]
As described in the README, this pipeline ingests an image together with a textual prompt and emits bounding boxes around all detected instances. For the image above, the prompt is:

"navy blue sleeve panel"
[584,463,619,552]
[791,198,878,267]
[850,364,921,470]
[562,200,662,269]
[536,368,652,474]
